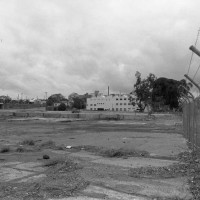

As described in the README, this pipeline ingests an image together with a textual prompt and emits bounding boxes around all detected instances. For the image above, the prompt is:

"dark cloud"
[0,0,200,98]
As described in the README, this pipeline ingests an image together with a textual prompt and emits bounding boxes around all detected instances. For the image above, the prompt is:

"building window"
[90,104,93,106]
[120,108,122,111]
[116,103,118,105]
[124,98,126,100]
[124,103,126,105]
[120,98,122,100]
[112,108,114,111]
[124,108,126,111]
[94,104,96,106]
[90,108,93,110]
[120,103,122,105]
[116,98,118,100]
[116,108,118,111]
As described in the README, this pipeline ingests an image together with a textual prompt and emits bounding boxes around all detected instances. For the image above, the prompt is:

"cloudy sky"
[0,0,200,99]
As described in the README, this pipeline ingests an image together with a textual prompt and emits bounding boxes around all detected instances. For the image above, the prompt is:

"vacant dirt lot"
[0,112,192,199]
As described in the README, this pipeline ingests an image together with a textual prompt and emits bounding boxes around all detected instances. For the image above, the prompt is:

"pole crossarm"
[190,45,200,57]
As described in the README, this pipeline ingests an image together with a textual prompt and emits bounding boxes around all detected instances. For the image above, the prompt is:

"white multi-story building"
[86,94,137,112]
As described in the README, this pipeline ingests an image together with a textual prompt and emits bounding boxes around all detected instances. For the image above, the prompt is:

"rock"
[43,154,50,159]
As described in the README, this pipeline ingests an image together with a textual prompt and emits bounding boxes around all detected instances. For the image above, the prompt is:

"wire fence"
[182,98,200,150]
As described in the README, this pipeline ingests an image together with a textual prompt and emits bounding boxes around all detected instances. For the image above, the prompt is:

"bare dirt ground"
[0,112,193,200]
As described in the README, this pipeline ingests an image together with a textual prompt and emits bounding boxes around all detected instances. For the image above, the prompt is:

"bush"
[58,103,67,111]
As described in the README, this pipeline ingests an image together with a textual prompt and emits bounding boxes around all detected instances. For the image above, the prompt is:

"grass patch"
[21,139,35,146]
[43,158,66,167]
[74,145,149,158]
[0,147,10,153]
[129,164,188,178]
[40,140,55,148]
[100,148,149,158]
[40,140,56,147]
[40,140,65,150]
[43,157,83,174]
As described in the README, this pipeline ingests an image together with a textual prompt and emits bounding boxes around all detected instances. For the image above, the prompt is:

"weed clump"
[100,148,149,158]
[43,157,82,173]
[0,147,10,153]
[43,158,65,167]
[21,139,35,146]
[16,147,24,152]
[40,140,64,150]
[40,140,55,148]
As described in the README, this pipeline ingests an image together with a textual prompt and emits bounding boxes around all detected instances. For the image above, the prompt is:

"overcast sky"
[1,0,200,99]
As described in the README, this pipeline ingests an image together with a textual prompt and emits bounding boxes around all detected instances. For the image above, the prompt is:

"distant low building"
[86,94,137,111]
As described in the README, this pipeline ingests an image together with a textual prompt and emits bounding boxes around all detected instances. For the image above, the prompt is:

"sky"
[1,0,200,99]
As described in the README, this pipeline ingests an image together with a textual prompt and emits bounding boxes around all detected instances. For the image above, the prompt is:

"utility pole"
[185,45,200,93]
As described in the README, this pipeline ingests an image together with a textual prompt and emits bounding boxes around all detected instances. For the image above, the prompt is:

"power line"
[193,63,200,80]
[187,28,200,75]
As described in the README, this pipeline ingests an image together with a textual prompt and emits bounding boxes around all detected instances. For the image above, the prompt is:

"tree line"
[133,71,192,112]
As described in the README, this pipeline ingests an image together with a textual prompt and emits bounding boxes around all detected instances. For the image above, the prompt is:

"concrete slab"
[18,174,46,183]
[14,162,44,172]
[0,161,21,167]
[0,168,33,181]
[49,197,100,200]
[90,177,192,199]
[92,157,178,168]
[70,152,102,160]
[83,185,147,200]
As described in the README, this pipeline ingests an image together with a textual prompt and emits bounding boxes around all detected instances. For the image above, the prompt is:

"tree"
[46,94,66,106]
[68,93,92,109]
[133,71,157,111]
[152,78,192,110]
[68,93,79,107]
[58,103,67,111]
[0,95,12,103]
[72,97,85,109]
